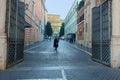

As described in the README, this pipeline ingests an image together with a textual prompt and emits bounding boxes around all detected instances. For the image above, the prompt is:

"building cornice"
[84,0,91,8]
[47,14,60,17]
[65,0,77,20]
[41,0,46,11]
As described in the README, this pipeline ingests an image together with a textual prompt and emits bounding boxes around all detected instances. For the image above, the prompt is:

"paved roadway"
[0,40,120,80]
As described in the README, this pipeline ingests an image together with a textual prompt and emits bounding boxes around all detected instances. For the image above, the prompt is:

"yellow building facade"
[47,14,63,37]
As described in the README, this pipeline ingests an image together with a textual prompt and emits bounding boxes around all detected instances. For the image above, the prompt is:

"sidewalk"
[24,41,44,50]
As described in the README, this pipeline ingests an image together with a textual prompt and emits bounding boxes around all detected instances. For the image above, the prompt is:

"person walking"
[53,37,59,51]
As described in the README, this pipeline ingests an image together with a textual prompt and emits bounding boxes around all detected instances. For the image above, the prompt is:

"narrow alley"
[0,40,120,80]
[1,0,120,80]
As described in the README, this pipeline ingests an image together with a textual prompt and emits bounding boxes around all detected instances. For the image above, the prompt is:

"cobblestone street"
[0,40,120,80]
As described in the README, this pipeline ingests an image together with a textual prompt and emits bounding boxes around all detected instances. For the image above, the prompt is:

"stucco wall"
[24,0,41,45]
[111,0,120,68]
[0,0,7,70]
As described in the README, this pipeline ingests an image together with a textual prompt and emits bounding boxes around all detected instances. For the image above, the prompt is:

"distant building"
[64,0,78,42]
[47,14,63,37]
[35,0,47,41]
[24,0,46,45]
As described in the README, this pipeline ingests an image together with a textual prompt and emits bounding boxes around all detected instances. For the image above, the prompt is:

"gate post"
[0,0,7,70]
[111,0,120,68]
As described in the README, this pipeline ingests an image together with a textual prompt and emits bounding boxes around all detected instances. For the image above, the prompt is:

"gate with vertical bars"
[92,0,112,66]
[5,0,25,68]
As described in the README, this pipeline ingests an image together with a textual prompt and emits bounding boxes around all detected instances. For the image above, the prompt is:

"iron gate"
[92,0,112,66]
[5,0,25,67]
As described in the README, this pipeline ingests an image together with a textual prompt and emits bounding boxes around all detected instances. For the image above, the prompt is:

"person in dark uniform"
[54,37,59,50]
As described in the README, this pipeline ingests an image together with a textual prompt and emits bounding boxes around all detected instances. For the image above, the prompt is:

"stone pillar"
[91,0,96,7]
[111,0,120,68]
[0,0,7,70]
[89,0,96,48]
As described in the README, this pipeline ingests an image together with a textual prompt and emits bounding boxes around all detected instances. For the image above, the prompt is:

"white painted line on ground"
[61,68,67,80]
[24,45,41,52]
[25,51,56,54]
[17,79,63,80]
[73,45,92,56]
[78,47,92,56]
[38,51,56,54]
[24,42,45,52]
[8,67,32,71]
[9,65,105,72]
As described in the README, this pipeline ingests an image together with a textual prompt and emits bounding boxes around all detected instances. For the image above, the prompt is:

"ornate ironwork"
[6,0,25,67]
[92,0,112,66]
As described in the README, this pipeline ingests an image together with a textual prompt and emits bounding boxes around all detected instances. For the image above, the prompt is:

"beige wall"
[77,6,84,44]
[47,14,62,36]
[77,22,84,41]
[83,0,97,49]
[35,0,42,20]
[0,0,7,70]
[24,0,41,45]
[35,0,46,41]
[111,0,120,68]
[84,0,92,48]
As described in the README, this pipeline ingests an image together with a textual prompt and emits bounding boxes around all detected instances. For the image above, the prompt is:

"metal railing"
[92,0,112,66]
[6,0,25,67]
